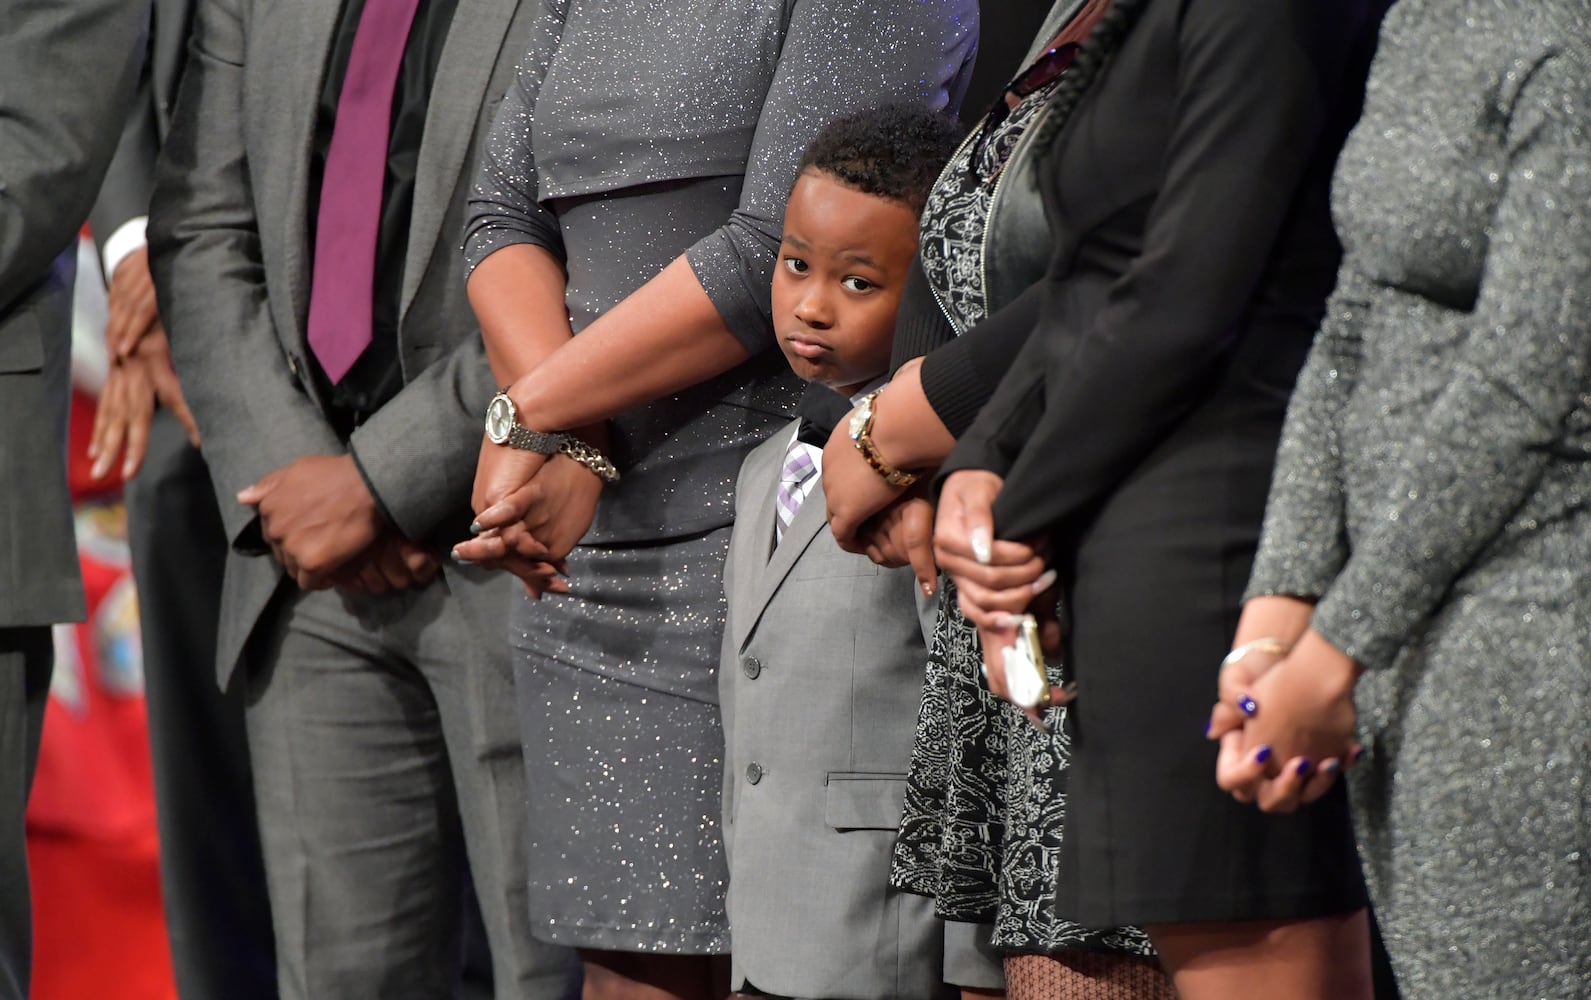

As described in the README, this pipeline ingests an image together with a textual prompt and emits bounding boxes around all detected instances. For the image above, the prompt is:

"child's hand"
[858,493,938,596]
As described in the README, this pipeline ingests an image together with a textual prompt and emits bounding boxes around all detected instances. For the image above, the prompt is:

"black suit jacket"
[89,0,193,267]
[936,0,1379,541]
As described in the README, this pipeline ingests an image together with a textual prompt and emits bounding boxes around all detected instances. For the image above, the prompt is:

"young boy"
[719,106,994,999]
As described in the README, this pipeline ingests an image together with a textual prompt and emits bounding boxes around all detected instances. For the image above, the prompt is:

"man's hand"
[105,246,162,359]
[238,454,384,589]
[331,530,441,594]
[87,327,200,480]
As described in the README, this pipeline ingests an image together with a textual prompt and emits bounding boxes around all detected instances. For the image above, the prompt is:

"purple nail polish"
[1296,758,1313,777]
[1323,759,1342,776]
[1238,695,1258,717]
[1255,745,1272,764]
[1351,746,1367,765]
[1203,719,1212,738]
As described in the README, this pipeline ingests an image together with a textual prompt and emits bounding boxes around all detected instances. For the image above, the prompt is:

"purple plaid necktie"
[306,0,422,384]
[775,440,819,545]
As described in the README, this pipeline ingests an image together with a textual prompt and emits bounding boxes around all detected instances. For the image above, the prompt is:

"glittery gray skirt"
[510,527,732,954]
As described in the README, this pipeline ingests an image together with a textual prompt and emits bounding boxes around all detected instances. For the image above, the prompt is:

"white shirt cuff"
[101,216,149,283]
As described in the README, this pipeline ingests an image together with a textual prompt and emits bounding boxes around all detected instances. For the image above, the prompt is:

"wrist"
[1294,629,1363,694]
[867,369,953,471]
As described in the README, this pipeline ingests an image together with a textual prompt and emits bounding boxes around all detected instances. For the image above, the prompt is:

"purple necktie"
[306,0,422,384]
[775,441,819,545]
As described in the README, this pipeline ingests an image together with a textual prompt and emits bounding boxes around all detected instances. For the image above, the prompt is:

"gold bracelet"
[848,390,920,487]
[1221,637,1290,668]
[557,437,621,484]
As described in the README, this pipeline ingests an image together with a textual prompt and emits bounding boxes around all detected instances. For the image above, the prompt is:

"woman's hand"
[823,419,907,550]
[470,435,549,524]
[856,492,938,596]
[975,618,1069,731]
[1206,594,1317,739]
[934,469,1052,629]
[459,453,602,563]
[1213,629,1361,813]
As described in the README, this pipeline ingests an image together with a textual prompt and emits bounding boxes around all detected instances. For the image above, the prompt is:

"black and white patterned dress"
[889,78,1153,958]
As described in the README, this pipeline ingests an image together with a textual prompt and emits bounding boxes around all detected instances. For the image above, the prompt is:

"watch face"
[485,395,514,444]
[848,401,870,441]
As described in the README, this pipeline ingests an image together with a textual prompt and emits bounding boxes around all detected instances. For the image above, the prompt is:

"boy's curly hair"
[796,104,965,215]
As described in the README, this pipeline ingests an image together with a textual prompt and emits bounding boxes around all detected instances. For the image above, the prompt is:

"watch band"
[852,392,920,488]
[506,425,569,454]
[557,437,622,484]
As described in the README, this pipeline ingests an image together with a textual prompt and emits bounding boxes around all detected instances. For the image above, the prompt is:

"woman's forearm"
[468,243,576,387]
[867,359,958,472]
[504,256,753,432]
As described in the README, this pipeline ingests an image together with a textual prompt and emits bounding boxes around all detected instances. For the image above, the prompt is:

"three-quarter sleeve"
[461,0,568,274]
[942,0,1343,541]
[1244,282,1368,601]
[1309,53,1591,670]
[685,0,978,352]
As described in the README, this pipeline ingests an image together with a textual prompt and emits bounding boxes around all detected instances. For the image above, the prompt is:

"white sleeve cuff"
[100,216,149,283]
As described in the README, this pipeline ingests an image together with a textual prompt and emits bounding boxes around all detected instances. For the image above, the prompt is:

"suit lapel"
[400,0,524,323]
[734,478,828,653]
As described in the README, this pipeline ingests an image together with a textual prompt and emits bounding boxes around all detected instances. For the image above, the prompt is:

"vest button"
[741,656,761,679]
[745,762,764,785]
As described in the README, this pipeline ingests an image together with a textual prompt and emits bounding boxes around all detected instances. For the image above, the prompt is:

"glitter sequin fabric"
[460,0,978,954]
[1247,1,1591,994]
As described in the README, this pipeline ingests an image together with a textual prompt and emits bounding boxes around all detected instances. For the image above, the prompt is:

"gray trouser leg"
[125,410,277,998]
[0,628,53,1000]
[244,581,579,1000]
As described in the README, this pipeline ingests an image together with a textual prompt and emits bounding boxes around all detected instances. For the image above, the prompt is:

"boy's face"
[772,169,920,398]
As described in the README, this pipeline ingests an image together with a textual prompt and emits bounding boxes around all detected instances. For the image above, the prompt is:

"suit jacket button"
[745,762,764,785]
[741,656,761,679]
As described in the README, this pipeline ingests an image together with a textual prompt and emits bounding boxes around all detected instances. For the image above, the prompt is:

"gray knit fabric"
[1248,2,1591,995]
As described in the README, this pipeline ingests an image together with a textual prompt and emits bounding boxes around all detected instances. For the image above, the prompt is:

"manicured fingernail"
[1351,746,1367,765]
[1203,719,1213,738]
[1254,745,1273,764]
[1238,694,1258,717]
[990,611,1024,628]
[1296,758,1313,777]
[1030,568,1057,595]
[469,521,483,534]
[970,528,992,566]
[450,551,473,565]
[921,580,936,597]
[1323,759,1342,776]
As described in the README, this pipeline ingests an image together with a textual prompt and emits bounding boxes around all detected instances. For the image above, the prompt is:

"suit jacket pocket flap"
[824,772,908,831]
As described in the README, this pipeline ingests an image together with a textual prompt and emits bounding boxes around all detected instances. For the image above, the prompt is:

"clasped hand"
[238,453,438,592]
[452,433,604,597]
[1206,627,1363,812]
[935,469,1066,727]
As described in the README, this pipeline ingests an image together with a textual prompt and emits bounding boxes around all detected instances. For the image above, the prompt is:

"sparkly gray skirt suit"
[1248,2,1591,995]
[462,0,976,953]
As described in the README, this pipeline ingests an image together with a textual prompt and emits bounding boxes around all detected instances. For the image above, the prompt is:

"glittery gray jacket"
[463,0,977,543]
[1247,0,1591,671]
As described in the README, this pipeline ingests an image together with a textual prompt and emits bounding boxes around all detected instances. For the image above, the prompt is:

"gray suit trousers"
[124,410,278,999]
[0,628,52,1000]
[242,578,580,1000]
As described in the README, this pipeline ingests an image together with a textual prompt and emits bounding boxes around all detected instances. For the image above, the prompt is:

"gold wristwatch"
[848,390,920,487]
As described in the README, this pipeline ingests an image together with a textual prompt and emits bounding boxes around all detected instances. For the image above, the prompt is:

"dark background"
[961,2,1055,121]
